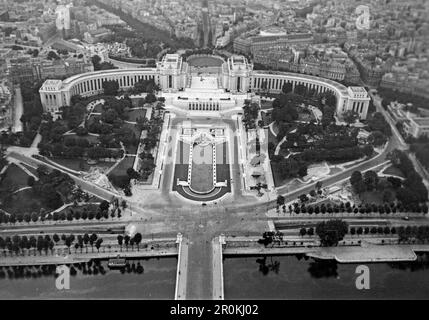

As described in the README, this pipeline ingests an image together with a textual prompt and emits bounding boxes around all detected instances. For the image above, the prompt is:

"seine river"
[2,255,429,299]
[0,257,177,299]
[223,254,429,299]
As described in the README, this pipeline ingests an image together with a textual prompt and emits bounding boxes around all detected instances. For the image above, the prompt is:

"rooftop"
[413,118,429,127]
[231,55,245,65]
[40,79,63,91]
[253,70,349,95]
[161,54,181,69]
[349,86,367,93]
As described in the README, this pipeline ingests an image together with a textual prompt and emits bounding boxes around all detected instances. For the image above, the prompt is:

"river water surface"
[3,254,429,299]
[223,254,429,299]
[0,257,177,299]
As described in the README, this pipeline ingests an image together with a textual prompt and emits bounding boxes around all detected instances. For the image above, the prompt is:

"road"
[369,92,407,150]
[12,87,23,133]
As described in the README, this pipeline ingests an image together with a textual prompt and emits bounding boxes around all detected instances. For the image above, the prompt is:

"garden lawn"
[359,190,396,205]
[0,188,51,215]
[127,108,147,122]
[123,122,142,154]
[0,163,30,192]
[260,100,273,110]
[108,156,136,189]
[66,133,99,145]
[21,163,38,176]
[190,164,213,193]
[49,158,113,172]
[383,165,405,178]
[92,103,104,113]
[108,156,136,178]
[271,162,290,187]
[172,164,188,191]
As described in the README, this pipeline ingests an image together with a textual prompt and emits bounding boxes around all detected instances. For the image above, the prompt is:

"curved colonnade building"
[40,54,370,119]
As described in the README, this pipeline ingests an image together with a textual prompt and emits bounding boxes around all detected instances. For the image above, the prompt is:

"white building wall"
[39,57,371,120]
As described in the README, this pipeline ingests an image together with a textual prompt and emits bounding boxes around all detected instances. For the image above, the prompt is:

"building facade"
[40,54,371,119]
[403,118,429,138]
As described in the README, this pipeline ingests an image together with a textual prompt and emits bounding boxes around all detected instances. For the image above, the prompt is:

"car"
[402,216,409,221]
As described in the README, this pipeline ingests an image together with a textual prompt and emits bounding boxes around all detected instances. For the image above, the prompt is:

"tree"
[102,80,119,96]
[91,55,102,69]
[89,233,98,252]
[320,104,335,127]
[27,176,35,187]
[133,233,142,251]
[124,235,130,251]
[294,84,307,96]
[83,233,90,253]
[382,190,395,203]
[64,236,72,254]
[127,167,140,180]
[117,235,124,251]
[23,213,31,223]
[316,219,349,246]
[31,212,38,223]
[368,112,391,137]
[145,93,157,104]
[101,108,119,124]
[276,195,285,206]
[47,51,60,60]
[99,200,110,212]
[95,238,103,252]
[368,131,387,147]
[271,94,299,123]
[363,170,379,191]
[343,110,359,124]
[299,194,309,202]
[31,49,39,57]
[282,82,293,94]
[350,171,365,194]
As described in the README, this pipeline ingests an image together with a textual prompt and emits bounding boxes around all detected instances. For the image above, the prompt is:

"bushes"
[109,174,130,189]
[389,149,428,205]
[367,112,392,137]
[75,127,88,136]
[398,225,429,243]
[299,227,314,236]
[87,147,123,160]
[289,200,427,215]
[300,146,366,163]
[316,219,348,246]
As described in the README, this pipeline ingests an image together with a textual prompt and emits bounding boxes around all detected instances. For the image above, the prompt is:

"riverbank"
[0,239,178,267]
[223,237,428,263]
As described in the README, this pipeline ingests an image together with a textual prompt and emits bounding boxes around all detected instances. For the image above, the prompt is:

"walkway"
[175,234,188,300]
[212,236,225,300]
